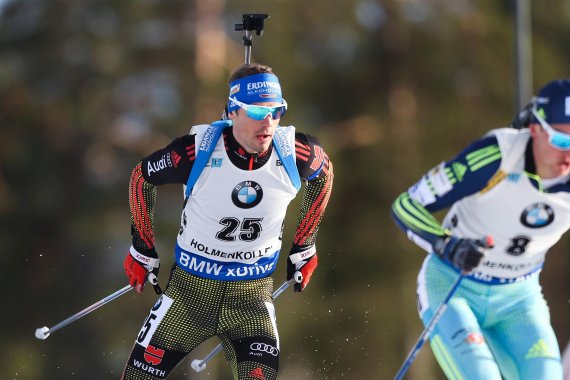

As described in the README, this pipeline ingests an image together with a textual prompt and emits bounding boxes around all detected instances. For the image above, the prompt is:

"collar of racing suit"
[223,128,272,171]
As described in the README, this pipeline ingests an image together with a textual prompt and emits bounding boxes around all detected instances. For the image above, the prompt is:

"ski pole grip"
[293,271,303,284]
[147,272,162,295]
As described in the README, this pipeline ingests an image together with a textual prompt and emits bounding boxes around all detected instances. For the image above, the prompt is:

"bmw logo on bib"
[232,181,263,209]
[520,203,554,228]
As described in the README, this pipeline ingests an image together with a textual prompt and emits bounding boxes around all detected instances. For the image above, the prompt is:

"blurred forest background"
[1,1,569,379]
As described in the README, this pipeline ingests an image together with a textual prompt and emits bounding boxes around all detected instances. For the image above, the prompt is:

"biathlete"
[392,79,570,379]
[121,63,334,379]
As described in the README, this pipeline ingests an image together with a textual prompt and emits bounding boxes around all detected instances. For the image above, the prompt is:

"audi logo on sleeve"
[250,342,279,356]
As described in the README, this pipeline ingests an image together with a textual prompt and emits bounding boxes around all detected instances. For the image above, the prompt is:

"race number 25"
[136,295,173,347]
[216,217,263,242]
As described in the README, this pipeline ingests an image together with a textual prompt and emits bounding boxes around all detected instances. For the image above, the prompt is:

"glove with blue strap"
[124,246,162,294]
[287,244,318,292]
[434,235,494,273]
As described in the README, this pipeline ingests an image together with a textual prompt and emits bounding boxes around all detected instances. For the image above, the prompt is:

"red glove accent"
[297,254,318,292]
[485,235,495,249]
[124,254,148,293]
[287,245,318,292]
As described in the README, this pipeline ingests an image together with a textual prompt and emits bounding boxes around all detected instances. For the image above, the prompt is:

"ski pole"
[393,273,464,380]
[190,274,302,373]
[394,236,493,379]
[35,273,160,340]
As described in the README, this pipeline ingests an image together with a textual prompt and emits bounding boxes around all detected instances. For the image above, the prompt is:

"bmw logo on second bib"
[520,203,554,228]
[232,181,263,209]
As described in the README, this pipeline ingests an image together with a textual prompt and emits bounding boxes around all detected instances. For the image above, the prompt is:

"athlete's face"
[530,122,570,178]
[229,102,281,154]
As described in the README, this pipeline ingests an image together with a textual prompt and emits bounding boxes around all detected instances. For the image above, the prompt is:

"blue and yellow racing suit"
[392,128,567,380]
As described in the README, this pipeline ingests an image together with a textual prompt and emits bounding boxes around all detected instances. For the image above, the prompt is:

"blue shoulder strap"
[184,120,232,199]
[272,128,302,191]
[185,122,301,199]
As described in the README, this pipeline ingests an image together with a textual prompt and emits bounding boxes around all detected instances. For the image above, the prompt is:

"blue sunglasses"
[229,97,287,121]
[532,107,570,151]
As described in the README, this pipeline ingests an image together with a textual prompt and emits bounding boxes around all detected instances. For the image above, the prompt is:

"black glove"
[435,236,493,273]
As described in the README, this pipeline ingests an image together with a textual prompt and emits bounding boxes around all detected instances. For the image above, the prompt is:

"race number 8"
[216,217,263,242]
[506,235,531,256]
